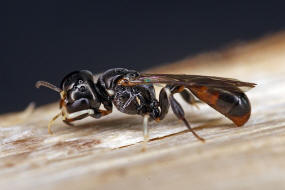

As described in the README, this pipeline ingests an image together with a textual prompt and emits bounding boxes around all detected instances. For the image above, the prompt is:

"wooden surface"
[1,32,285,190]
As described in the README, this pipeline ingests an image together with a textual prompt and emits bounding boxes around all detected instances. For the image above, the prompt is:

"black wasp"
[36,68,256,142]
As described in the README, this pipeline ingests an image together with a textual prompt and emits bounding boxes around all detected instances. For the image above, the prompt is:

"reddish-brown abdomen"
[190,86,251,126]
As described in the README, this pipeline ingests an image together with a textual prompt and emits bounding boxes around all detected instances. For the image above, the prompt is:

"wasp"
[36,68,256,143]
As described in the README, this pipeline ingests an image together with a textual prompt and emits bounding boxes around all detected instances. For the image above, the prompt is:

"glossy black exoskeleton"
[36,68,256,143]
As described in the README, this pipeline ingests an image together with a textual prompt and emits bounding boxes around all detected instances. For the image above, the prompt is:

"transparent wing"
[130,73,256,92]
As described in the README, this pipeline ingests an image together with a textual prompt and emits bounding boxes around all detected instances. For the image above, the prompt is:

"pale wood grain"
[1,32,285,190]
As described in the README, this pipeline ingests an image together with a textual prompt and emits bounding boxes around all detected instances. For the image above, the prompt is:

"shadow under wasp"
[36,68,256,144]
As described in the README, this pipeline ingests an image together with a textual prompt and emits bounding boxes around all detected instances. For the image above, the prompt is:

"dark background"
[1,1,285,114]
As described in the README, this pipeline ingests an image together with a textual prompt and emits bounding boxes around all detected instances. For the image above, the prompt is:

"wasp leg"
[61,109,97,130]
[90,94,113,118]
[168,91,205,142]
[62,119,74,126]
[90,109,112,119]
[157,87,170,121]
[160,86,205,142]
[180,89,201,109]
[142,115,150,151]
[48,112,62,134]
[157,85,187,121]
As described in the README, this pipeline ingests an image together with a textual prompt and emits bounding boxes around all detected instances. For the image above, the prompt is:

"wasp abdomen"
[190,86,251,126]
[216,91,251,126]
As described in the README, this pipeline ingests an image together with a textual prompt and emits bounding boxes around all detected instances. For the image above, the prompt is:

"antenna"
[35,81,62,93]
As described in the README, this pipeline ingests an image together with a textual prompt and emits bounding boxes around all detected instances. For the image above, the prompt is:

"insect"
[36,68,256,143]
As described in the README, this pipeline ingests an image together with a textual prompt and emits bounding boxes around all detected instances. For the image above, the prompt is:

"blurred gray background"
[1,1,284,114]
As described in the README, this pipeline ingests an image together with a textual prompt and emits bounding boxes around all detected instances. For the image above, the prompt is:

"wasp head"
[36,70,101,121]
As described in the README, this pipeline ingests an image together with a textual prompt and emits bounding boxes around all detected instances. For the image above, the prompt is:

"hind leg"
[158,85,205,142]
[180,89,202,109]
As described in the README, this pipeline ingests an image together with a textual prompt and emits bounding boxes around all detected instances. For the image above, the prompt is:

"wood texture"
[1,32,285,190]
